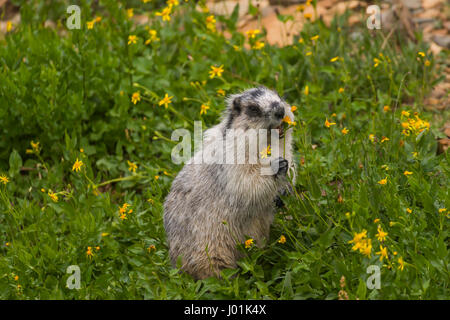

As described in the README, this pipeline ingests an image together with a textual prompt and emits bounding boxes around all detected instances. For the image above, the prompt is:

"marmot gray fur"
[164,86,295,279]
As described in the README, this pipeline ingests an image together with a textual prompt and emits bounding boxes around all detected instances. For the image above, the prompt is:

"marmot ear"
[226,94,241,115]
[232,96,241,115]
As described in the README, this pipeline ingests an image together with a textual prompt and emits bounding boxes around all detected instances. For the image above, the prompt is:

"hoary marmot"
[164,86,295,279]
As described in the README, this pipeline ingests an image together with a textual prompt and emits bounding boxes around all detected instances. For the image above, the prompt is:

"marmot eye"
[246,104,262,117]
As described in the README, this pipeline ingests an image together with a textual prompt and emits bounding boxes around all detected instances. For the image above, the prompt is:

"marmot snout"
[164,86,295,279]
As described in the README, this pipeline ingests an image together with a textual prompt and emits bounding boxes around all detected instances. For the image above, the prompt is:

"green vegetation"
[0,0,448,299]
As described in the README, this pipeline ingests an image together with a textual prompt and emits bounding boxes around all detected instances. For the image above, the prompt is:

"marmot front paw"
[271,157,288,176]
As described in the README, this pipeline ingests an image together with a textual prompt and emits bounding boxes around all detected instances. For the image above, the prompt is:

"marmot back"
[164,86,295,279]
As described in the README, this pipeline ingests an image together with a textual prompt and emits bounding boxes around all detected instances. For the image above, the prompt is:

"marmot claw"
[271,157,288,176]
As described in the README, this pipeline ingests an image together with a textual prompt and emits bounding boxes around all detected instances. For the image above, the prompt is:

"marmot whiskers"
[164,86,295,279]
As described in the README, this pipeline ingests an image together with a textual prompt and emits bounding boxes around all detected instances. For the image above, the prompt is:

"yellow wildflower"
[252,41,265,50]
[403,170,413,176]
[376,226,388,242]
[128,35,138,45]
[338,87,344,93]
[31,141,40,153]
[131,91,141,104]
[438,208,447,213]
[381,136,389,143]
[246,29,260,39]
[0,174,9,185]
[217,89,226,96]
[159,93,173,108]
[304,85,309,95]
[291,105,297,112]
[341,127,349,135]
[200,104,210,115]
[127,160,137,173]
[383,105,390,112]
[378,177,388,185]
[376,245,388,261]
[86,20,95,29]
[206,15,216,31]
[324,118,336,128]
[155,6,172,21]
[6,21,12,32]
[398,257,405,271]
[369,134,375,142]
[145,30,160,44]
[417,51,425,57]
[282,116,295,126]
[148,244,156,252]
[127,8,134,19]
[278,235,286,244]
[119,203,130,214]
[330,56,339,62]
[310,35,319,41]
[86,247,94,258]
[119,213,127,220]
[305,51,312,56]
[304,13,312,20]
[424,60,430,67]
[401,110,410,117]
[209,65,224,79]
[72,158,84,172]
[361,239,372,258]
[245,238,254,249]
[48,191,58,202]
[406,208,412,214]
[348,230,367,246]
[373,58,380,67]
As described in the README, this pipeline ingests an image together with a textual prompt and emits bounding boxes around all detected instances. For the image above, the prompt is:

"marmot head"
[224,86,293,136]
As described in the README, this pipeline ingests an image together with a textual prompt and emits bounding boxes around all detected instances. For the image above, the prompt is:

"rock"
[433,35,450,48]
[401,0,422,10]
[429,41,443,54]
[422,0,444,9]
